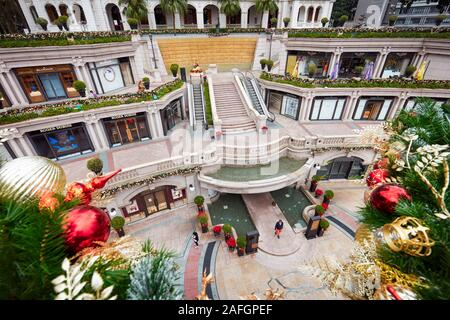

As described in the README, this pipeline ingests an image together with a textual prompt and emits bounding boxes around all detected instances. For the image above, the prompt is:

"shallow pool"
[271,187,312,229]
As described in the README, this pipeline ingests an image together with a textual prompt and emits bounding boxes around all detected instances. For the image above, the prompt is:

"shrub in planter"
[318,218,330,236]
[212,225,222,237]
[404,65,416,78]
[315,204,325,216]
[270,17,278,27]
[54,19,63,31]
[128,18,138,29]
[58,15,69,30]
[283,17,290,28]
[194,195,205,212]
[354,65,364,76]
[266,59,274,72]
[236,236,246,256]
[86,157,103,175]
[388,15,397,26]
[111,216,125,237]
[260,58,267,70]
[198,214,209,233]
[323,190,334,205]
[308,62,317,78]
[142,77,150,89]
[339,15,349,27]
[321,17,329,27]
[435,15,447,26]
[226,237,236,252]
[222,223,232,240]
[170,64,179,77]
[309,175,322,192]
[314,189,323,198]
[73,80,87,97]
[37,17,48,31]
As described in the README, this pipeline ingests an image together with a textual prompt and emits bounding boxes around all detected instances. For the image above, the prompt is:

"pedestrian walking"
[192,231,199,247]
[274,219,284,239]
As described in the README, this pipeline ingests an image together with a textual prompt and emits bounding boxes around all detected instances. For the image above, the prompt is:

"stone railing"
[207,76,222,136]
[234,74,266,131]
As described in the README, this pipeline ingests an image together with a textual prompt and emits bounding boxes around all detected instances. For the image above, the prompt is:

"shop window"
[89,59,131,94]
[20,74,45,103]
[280,95,301,120]
[310,97,346,120]
[161,99,183,135]
[381,52,414,78]
[28,123,94,160]
[353,98,393,121]
[267,91,283,113]
[338,52,378,78]
[0,84,11,108]
[286,51,331,78]
[102,113,151,147]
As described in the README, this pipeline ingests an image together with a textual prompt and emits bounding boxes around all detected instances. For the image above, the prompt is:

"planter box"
[201,225,208,233]
[309,182,318,192]
[237,248,245,256]
[213,231,221,237]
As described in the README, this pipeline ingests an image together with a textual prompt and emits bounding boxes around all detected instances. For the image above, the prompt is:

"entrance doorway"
[106,3,123,31]
[144,190,168,214]
[316,157,365,180]
[38,73,67,100]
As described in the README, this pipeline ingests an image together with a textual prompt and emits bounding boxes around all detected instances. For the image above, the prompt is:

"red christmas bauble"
[366,169,389,189]
[64,205,111,254]
[373,158,389,170]
[64,182,91,205]
[370,184,411,214]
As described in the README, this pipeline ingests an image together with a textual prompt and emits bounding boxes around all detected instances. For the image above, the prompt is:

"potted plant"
[194,195,205,212]
[86,157,103,175]
[53,19,63,31]
[435,15,447,26]
[198,214,209,233]
[309,175,322,192]
[308,61,317,78]
[236,236,246,256]
[388,15,397,26]
[270,17,278,28]
[339,15,348,27]
[318,219,330,237]
[142,77,150,90]
[212,225,221,237]
[111,216,125,237]
[59,15,69,31]
[226,237,236,252]
[354,65,364,76]
[73,80,87,97]
[321,17,329,27]
[37,17,48,31]
[283,17,290,28]
[128,18,138,30]
[404,65,416,78]
[260,58,267,70]
[315,204,325,217]
[266,59,274,72]
[323,190,334,205]
[222,223,232,240]
[170,64,179,77]
[314,188,323,198]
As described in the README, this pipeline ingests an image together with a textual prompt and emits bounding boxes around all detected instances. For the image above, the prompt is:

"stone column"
[261,11,269,28]
[129,56,139,84]
[84,116,103,152]
[414,52,426,69]
[328,48,342,78]
[6,138,25,157]
[154,109,165,137]
[174,12,182,29]
[219,13,226,28]
[17,136,35,156]
[196,9,204,29]
[93,121,110,150]
[0,72,19,106]
[343,92,359,120]
[388,93,408,119]
[373,47,390,79]
[290,3,300,28]
[8,71,28,105]
[148,8,156,29]
[146,108,157,139]
[241,11,248,28]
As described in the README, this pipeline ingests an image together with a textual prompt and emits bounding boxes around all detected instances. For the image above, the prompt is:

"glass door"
[117,119,140,144]
[38,73,67,100]
[329,160,352,179]
[144,193,158,214]
[155,190,168,211]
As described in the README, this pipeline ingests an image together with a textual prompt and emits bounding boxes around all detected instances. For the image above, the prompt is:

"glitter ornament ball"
[64,205,111,254]
[370,184,411,214]
[0,156,66,202]
[366,169,390,189]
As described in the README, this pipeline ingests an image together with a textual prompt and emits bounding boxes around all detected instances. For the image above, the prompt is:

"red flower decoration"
[213,225,222,233]
[315,189,324,196]
[322,202,329,211]
[226,237,236,248]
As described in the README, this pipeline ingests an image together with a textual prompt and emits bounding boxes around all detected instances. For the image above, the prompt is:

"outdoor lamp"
[189,184,195,192]
[314,164,321,170]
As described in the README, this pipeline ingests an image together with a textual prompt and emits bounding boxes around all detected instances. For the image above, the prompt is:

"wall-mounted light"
[314,164,321,170]
[189,184,195,192]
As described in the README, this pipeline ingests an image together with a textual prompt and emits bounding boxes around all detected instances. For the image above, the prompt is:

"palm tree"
[255,0,278,14]
[218,0,241,24]
[118,0,148,30]
[159,0,188,29]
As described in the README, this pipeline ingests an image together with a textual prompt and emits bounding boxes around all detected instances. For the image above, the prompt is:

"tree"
[330,0,358,26]
[118,0,148,30]
[218,0,241,22]
[0,0,28,34]
[255,0,278,14]
[159,0,188,29]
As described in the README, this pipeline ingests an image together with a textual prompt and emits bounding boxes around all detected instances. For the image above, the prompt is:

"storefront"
[121,185,187,219]
[338,52,378,78]
[160,98,184,135]
[381,52,415,78]
[0,84,11,108]
[102,112,151,147]
[403,97,449,111]
[27,123,94,160]
[14,65,79,103]
[310,97,347,120]
[285,51,332,78]
[316,156,365,180]
[353,97,394,121]
[88,58,134,94]
[266,90,301,120]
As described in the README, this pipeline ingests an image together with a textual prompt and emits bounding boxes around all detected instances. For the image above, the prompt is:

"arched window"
[30,6,38,22]
[59,4,69,16]
[154,5,166,25]
[307,7,314,22]
[45,4,59,22]
[314,7,322,22]
[73,4,87,24]
[297,6,305,22]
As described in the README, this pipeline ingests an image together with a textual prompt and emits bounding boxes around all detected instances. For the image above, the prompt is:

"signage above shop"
[39,124,73,133]
[109,113,139,120]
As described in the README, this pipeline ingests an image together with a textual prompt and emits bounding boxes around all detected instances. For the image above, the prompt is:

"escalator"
[239,72,275,122]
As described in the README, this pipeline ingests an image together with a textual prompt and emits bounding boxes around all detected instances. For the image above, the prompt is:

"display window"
[102,113,151,147]
[0,83,11,108]
[89,58,134,94]
[403,98,449,111]
[338,52,378,78]
[353,97,394,121]
[310,97,346,120]
[381,52,414,78]
[27,123,94,160]
[286,51,332,78]
[161,99,183,135]
[267,90,301,120]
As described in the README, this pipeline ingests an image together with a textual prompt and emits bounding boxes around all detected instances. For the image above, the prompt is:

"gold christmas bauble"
[0,156,66,202]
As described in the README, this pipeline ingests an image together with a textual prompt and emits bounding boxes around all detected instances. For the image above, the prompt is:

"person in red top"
[274,220,284,239]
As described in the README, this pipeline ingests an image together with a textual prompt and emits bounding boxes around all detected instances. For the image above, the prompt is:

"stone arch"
[306,6,314,23]
[154,4,167,26]
[105,3,123,30]
[183,4,197,26]
[314,6,322,22]
[297,6,306,23]
[59,3,69,16]
[203,4,219,26]
[45,3,59,22]
[73,4,87,24]
[29,5,39,22]
[247,5,262,27]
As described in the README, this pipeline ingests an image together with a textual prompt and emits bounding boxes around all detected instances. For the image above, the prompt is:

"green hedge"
[202,81,213,126]
[260,72,450,90]
[0,79,184,125]
[0,35,131,48]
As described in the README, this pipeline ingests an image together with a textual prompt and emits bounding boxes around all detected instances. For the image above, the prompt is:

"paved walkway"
[242,193,301,256]
[184,243,203,300]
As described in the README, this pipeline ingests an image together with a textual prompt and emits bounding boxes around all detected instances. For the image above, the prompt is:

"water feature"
[271,186,313,229]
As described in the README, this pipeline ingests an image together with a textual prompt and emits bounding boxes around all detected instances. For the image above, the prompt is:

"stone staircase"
[212,79,256,134]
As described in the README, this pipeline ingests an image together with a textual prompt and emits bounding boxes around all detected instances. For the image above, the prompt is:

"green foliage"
[222,223,232,234]
[321,17,329,26]
[170,63,179,75]
[236,236,246,248]
[0,35,131,48]
[0,195,77,299]
[58,15,68,24]
[308,61,317,77]
[315,205,325,215]
[388,15,398,25]
[312,175,323,182]
[111,216,125,230]
[354,65,364,75]
[194,195,205,206]
[142,77,150,84]
[339,15,349,25]
[270,17,278,24]
[119,0,148,22]
[255,0,278,14]
[159,0,188,28]
[266,59,274,67]
[127,249,182,300]
[198,214,208,225]
[127,18,138,26]
[260,58,267,66]
[359,98,450,299]
[319,219,330,230]
[324,190,334,199]
[288,29,450,39]
[36,17,48,27]
[203,81,213,125]
[404,65,416,77]
[218,0,241,17]
[73,80,86,91]
[86,157,103,174]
